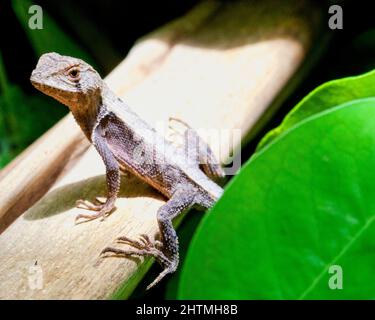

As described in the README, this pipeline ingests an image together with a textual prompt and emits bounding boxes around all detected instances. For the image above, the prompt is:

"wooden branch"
[0,0,322,299]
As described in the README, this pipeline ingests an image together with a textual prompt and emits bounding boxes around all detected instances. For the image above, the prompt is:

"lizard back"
[102,89,223,205]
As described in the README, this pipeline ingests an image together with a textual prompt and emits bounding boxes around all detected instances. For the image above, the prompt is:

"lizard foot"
[75,198,115,223]
[101,234,176,290]
[76,197,106,211]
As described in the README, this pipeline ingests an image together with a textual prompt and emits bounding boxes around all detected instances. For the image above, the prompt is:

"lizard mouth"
[30,71,60,103]
[30,70,58,97]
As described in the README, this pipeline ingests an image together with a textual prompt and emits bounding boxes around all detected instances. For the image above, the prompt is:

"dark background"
[0,0,373,165]
[0,0,373,299]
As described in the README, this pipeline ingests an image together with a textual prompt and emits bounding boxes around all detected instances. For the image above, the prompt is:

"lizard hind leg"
[168,117,225,180]
[102,234,175,290]
[102,188,196,289]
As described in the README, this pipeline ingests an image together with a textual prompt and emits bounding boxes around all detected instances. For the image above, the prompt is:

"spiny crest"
[30,52,102,108]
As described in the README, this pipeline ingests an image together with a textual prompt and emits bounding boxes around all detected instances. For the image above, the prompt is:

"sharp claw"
[138,238,148,247]
[139,234,152,246]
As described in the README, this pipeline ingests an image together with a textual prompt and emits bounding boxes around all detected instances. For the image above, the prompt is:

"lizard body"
[30,52,224,289]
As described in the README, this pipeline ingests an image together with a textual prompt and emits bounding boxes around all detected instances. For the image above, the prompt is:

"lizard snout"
[30,69,43,88]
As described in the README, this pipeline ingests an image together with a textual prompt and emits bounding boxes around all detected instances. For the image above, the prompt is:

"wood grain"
[0,0,322,299]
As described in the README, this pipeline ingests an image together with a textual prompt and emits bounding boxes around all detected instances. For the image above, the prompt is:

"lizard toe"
[75,203,115,224]
[76,199,105,211]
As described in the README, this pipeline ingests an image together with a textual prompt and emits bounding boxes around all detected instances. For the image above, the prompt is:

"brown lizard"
[30,52,224,289]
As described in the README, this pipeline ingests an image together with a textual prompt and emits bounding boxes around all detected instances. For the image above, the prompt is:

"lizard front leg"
[102,187,196,290]
[76,122,120,223]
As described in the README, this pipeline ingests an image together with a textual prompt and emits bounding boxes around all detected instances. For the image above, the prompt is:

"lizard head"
[30,52,102,110]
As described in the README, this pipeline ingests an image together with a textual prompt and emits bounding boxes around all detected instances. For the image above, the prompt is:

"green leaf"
[257,69,375,152]
[178,98,375,299]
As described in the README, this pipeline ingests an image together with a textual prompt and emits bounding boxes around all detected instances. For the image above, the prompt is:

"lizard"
[30,52,225,290]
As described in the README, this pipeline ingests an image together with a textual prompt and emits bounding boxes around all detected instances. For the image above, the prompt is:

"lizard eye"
[67,67,80,81]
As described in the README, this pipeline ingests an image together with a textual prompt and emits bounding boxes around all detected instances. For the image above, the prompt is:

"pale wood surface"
[0,0,322,299]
